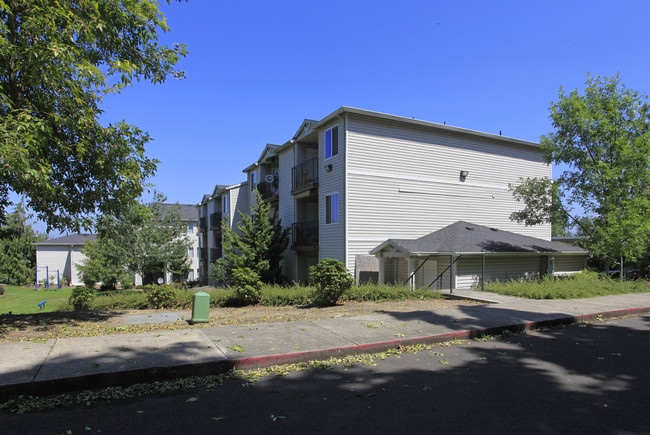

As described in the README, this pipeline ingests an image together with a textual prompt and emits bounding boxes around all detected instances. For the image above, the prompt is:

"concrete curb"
[2,305,648,402]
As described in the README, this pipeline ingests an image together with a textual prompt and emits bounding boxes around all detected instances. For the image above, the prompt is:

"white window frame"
[325,125,339,160]
[326,192,339,224]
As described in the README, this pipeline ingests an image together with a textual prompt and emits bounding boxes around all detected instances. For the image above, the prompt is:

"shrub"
[344,284,444,301]
[310,259,354,307]
[232,267,262,305]
[259,284,312,306]
[0,286,5,296]
[145,284,178,309]
[186,279,201,288]
[69,287,95,310]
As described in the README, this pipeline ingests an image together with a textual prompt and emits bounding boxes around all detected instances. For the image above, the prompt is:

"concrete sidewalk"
[1,291,650,401]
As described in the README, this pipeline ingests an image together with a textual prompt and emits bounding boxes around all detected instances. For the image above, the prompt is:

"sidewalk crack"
[32,338,57,382]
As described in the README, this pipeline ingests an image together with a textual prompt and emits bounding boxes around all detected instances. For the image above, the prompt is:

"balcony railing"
[199,247,208,262]
[210,247,222,260]
[210,211,222,229]
[257,180,279,201]
[291,158,318,194]
[199,217,207,232]
[291,221,318,248]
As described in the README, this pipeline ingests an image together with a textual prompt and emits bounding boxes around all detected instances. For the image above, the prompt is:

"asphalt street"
[2,314,649,435]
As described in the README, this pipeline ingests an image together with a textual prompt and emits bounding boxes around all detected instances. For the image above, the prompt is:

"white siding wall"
[36,246,70,285]
[455,255,544,289]
[36,245,88,286]
[554,255,587,275]
[69,246,86,286]
[278,147,296,280]
[345,115,552,274]
[318,121,346,265]
[230,184,249,230]
[188,221,200,281]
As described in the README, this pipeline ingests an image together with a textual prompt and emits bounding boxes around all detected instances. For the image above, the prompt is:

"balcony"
[199,217,207,233]
[210,247,222,260]
[257,180,279,202]
[199,247,208,262]
[291,158,318,195]
[291,221,318,250]
[210,211,222,229]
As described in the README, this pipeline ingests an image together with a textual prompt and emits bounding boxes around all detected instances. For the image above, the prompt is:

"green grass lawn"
[483,270,650,299]
[0,285,73,314]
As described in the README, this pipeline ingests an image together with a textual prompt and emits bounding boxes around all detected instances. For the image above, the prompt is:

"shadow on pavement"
[2,316,649,434]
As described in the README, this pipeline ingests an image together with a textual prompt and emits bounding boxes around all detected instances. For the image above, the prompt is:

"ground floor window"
[326,192,339,224]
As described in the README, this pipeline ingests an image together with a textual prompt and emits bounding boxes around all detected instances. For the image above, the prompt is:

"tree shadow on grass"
[0,310,130,336]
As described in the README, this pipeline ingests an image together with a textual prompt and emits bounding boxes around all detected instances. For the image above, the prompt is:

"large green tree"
[80,195,191,287]
[211,195,289,285]
[510,74,650,267]
[0,0,187,231]
[77,236,132,289]
[0,201,44,284]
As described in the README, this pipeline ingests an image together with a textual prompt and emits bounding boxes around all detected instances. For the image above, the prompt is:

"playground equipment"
[35,266,61,290]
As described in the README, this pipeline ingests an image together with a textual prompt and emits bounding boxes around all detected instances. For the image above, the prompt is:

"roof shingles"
[372,221,588,256]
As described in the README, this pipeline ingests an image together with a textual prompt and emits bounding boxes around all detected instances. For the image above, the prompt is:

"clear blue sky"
[28,0,650,235]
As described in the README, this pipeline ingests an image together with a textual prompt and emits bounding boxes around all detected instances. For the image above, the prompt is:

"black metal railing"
[199,217,207,232]
[291,221,319,248]
[209,211,222,228]
[199,247,208,261]
[257,180,279,201]
[291,158,318,194]
[210,247,222,260]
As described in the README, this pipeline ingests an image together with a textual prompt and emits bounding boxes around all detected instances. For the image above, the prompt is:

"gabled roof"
[292,119,319,141]
[198,194,211,206]
[371,221,589,256]
[211,184,229,197]
[156,204,198,222]
[35,234,96,246]
[243,144,280,173]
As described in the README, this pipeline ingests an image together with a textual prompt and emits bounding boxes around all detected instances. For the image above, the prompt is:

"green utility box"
[190,291,210,324]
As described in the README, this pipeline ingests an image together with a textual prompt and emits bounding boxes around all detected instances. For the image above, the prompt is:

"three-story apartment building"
[199,107,587,287]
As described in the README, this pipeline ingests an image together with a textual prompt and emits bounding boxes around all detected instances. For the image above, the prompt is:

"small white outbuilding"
[34,234,96,287]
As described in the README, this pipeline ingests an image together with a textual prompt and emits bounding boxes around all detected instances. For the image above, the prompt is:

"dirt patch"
[0,298,482,343]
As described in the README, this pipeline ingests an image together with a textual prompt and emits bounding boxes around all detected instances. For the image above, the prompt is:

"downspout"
[481,254,485,291]
[449,255,454,293]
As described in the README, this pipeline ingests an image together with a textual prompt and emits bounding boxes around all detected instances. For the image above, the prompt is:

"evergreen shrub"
[69,287,95,310]
[232,267,262,305]
[310,259,354,307]
[145,284,178,309]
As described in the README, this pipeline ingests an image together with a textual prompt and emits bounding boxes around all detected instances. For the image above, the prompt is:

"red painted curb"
[1,306,649,400]
[225,306,650,371]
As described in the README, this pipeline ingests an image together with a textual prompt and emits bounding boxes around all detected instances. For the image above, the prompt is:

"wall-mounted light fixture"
[326,164,333,172]
[460,170,469,178]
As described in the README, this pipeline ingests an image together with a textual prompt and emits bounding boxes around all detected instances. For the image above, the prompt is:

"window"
[188,247,194,257]
[188,270,194,280]
[326,193,339,224]
[222,195,229,214]
[250,172,256,191]
[187,223,194,233]
[325,125,339,159]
